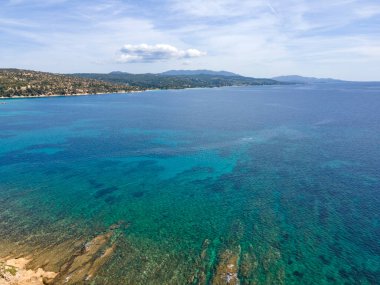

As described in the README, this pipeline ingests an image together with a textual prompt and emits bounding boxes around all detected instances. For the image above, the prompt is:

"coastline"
[0,84,276,99]
[0,90,150,100]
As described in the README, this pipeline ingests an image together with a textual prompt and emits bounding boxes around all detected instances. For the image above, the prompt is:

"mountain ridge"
[272,75,345,83]
[73,72,279,89]
[160,69,240,76]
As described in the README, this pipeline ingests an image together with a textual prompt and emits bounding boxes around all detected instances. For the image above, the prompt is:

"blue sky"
[1,0,380,80]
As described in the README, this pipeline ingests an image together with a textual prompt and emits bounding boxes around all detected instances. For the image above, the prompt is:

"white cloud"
[7,0,68,6]
[355,5,380,18]
[170,0,268,18]
[117,44,206,63]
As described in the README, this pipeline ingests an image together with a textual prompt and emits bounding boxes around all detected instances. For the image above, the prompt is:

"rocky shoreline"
[0,257,57,285]
[0,217,286,284]
[0,222,127,285]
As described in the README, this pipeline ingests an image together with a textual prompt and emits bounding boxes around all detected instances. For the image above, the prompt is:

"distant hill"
[109,71,131,75]
[73,72,279,89]
[0,69,136,98]
[161,70,240,77]
[272,75,345,84]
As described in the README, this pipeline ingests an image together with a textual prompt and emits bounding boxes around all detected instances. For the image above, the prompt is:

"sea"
[0,83,379,284]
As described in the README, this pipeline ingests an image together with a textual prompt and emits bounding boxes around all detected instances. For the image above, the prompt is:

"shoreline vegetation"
[0,68,281,99]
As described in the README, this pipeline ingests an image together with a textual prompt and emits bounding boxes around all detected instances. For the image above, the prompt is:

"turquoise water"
[0,84,380,284]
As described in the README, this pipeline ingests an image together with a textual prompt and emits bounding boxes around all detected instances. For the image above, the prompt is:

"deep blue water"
[0,83,380,284]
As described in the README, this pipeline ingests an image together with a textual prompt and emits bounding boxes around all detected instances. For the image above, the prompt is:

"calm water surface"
[0,84,379,284]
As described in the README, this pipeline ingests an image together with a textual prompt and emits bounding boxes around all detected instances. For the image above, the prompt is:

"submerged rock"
[212,246,241,285]
[54,231,116,283]
[188,238,213,285]
[109,220,129,231]
[236,243,262,285]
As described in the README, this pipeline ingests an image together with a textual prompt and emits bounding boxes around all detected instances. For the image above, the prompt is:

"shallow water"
[0,84,380,284]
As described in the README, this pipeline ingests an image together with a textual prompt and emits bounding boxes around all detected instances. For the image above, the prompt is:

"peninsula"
[0,68,280,98]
